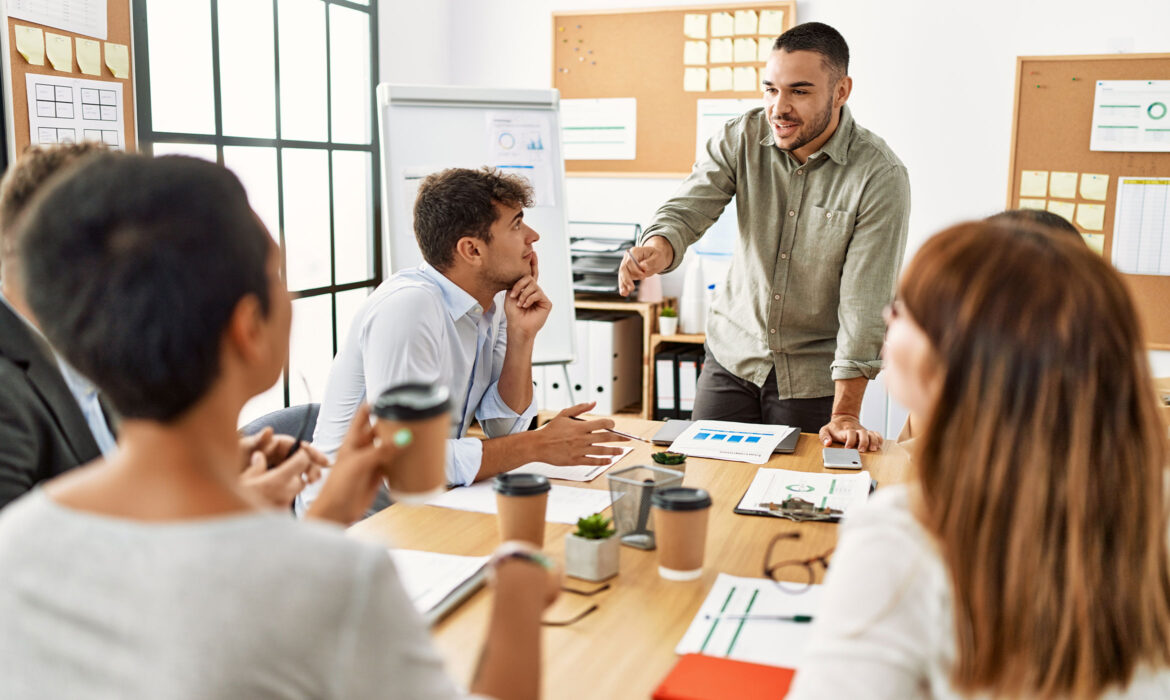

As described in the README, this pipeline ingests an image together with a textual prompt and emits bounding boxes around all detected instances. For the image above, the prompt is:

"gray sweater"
[0,489,465,699]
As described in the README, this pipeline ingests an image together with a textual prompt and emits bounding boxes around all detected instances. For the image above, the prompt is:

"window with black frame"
[131,0,381,423]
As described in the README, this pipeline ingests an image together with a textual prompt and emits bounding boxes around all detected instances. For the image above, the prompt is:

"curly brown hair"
[0,142,108,262]
[412,167,534,270]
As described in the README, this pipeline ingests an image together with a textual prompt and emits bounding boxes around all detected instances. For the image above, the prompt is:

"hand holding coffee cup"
[371,383,451,502]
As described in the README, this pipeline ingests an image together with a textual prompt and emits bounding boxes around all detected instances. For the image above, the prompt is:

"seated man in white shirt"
[303,167,624,513]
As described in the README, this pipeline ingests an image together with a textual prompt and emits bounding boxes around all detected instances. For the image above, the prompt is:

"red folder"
[653,654,796,699]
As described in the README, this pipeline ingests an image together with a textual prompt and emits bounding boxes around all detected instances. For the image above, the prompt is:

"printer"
[569,221,641,297]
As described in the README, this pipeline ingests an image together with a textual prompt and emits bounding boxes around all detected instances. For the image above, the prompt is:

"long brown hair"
[901,221,1170,697]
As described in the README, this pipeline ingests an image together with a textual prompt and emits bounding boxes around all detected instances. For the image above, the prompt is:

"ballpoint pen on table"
[568,415,654,444]
[703,613,814,623]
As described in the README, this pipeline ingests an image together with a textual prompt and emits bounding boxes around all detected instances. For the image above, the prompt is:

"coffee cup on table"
[652,487,713,581]
[371,383,451,503]
[493,473,551,547]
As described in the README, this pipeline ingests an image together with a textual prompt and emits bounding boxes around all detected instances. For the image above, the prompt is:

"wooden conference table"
[349,418,912,699]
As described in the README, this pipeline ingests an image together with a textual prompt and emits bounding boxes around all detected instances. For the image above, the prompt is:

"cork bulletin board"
[553,2,795,177]
[4,0,135,155]
[1007,54,1170,348]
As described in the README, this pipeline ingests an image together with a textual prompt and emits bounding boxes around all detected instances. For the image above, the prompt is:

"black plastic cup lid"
[493,472,551,496]
[652,487,712,511]
[372,383,451,421]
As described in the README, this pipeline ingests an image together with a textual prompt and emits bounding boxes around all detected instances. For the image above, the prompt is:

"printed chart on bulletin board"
[5,0,135,153]
[553,2,795,176]
[1007,54,1170,348]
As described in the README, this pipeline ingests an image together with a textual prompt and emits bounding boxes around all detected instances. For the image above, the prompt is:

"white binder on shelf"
[566,312,593,409]
[587,314,642,415]
[544,365,572,411]
[655,348,679,421]
[677,349,701,419]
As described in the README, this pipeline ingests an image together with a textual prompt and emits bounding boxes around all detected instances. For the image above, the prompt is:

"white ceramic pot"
[659,315,678,336]
[564,533,620,582]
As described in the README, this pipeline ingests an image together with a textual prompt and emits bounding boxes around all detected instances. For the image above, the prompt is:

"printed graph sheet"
[1111,177,1170,276]
[26,74,124,149]
[668,420,795,464]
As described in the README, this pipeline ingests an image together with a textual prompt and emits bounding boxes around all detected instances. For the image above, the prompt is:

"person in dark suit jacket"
[0,143,112,510]
[0,299,106,509]
[0,143,327,511]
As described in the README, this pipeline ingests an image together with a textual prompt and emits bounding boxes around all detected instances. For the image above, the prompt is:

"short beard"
[777,96,835,154]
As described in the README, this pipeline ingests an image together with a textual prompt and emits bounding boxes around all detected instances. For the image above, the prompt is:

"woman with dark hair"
[790,221,1170,698]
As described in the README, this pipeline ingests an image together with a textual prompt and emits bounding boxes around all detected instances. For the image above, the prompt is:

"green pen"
[703,613,813,623]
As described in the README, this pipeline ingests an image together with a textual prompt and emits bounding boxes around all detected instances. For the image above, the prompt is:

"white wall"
[379,0,1170,431]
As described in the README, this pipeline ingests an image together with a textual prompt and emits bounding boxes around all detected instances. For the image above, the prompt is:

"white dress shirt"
[300,264,536,513]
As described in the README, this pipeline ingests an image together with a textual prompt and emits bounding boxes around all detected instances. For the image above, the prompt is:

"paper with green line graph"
[675,574,822,667]
[735,468,873,518]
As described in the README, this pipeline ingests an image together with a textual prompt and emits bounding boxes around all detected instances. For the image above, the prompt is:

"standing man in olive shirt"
[619,22,909,451]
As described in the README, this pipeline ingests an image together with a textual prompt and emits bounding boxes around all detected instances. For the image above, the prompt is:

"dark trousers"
[692,348,833,434]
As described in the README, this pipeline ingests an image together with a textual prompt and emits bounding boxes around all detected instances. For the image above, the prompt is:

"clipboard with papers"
[733,468,875,522]
[387,549,490,626]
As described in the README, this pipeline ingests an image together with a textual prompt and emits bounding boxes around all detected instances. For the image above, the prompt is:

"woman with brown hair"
[789,220,1170,698]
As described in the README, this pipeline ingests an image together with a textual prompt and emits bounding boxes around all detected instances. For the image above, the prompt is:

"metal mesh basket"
[606,464,684,550]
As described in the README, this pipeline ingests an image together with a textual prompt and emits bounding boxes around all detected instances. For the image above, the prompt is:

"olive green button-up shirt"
[643,105,910,400]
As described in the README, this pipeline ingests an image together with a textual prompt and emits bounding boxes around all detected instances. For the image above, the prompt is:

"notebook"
[654,654,795,700]
[651,419,800,454]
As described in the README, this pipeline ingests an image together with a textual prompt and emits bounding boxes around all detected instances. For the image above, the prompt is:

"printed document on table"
[1111,176,1170,276]
[676,574,822,668]
[26,74,124,149]
[561,98,636,160]
[510,445,633,482]
[426,482,613,523]
[736,468,873,517]
[668,420,794,464]
[1090,80,1170,152]
[487,111,556,207]
[387,549,488,621]
[8,0,107,39]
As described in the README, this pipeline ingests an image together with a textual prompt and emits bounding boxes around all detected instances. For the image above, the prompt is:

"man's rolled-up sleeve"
[640,121,739,273]
[831,164,911,381]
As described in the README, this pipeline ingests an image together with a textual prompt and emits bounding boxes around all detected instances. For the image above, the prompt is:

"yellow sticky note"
[759,10,786,35]
[683,14,707,39]
[709,38,733,64]
[45,33,73,72]
[683,68,707,92]
[104,42,130,79]
[1075,203,1105,231]
[1020,170,1049,197]
[710,12,734,37]
[1080,173,1109,201]
[709,67,733,92]
[734,10,758,35]
[1049,172,1078,199]
[758,40,773,63]
[1046,200,1076,223]
[15,25,45,66]
[733,66,757,93]
[1018,198,1047,210]
[1082,233,1105,255]
[76,38,101,75]
[683,41,707,66]
[733,38,757,64]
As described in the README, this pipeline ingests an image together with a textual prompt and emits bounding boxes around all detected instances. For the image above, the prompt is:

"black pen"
[568,415,654,443]
[704,613,813,623]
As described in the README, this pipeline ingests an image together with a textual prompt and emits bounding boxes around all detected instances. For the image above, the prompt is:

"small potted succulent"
[659,303,679,336]
[651,451,686,468]
[564,513,620,582]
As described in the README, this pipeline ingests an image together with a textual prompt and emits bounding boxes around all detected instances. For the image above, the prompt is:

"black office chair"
[241,403,320,440]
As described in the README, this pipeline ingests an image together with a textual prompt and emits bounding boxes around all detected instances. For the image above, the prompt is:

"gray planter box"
[564,533,620,582]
